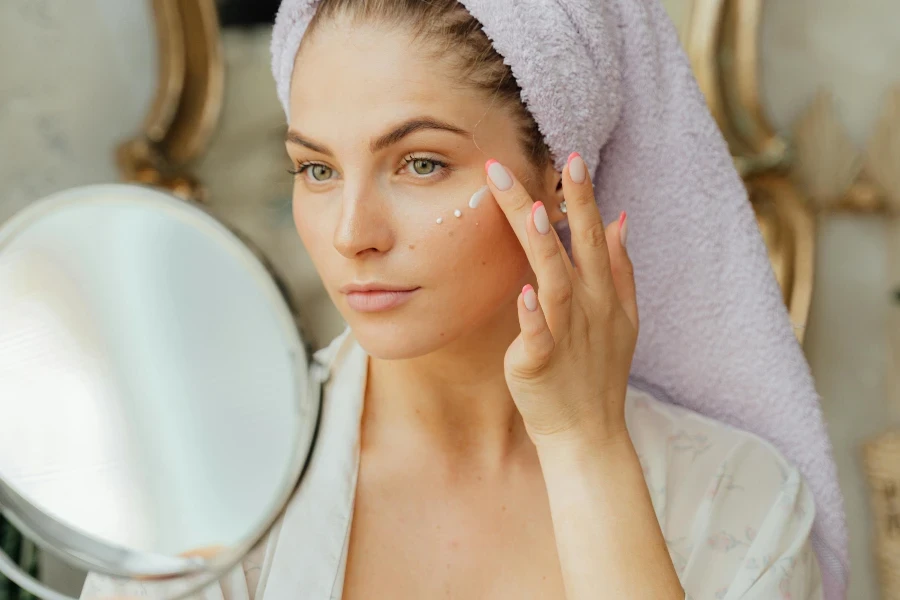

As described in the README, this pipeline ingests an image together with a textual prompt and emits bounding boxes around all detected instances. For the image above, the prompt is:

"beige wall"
[761,0,900,146]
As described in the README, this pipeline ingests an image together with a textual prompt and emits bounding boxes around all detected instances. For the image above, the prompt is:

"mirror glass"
[0,184,316,580]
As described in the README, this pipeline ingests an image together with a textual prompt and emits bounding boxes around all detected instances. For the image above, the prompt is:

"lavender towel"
[271,0,849,597]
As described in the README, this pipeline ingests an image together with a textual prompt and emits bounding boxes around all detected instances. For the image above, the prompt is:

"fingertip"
[522,284,538,311]
[486,159,513,191]
[567,152,586,184]
[619,211,628,249]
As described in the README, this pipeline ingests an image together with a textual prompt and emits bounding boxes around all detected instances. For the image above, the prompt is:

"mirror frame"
[117,0,224,203]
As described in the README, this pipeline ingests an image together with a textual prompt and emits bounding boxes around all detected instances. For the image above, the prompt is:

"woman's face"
[287,19,558,359]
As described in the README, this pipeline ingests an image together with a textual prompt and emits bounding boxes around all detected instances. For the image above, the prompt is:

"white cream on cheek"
[434,185,493,226]
[468,185,491,209]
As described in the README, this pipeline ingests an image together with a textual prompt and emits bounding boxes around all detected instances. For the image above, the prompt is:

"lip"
[340,282,421,313]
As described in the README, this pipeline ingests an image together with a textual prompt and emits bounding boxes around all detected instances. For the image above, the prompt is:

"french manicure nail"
[568,152,586,184]
[619,211,628,248]
[486,159,513,191]
[532,201,551,235]
[523,284,538,311]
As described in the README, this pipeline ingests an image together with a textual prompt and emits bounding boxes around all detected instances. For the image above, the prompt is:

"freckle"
[501,505,506,512]
[440,332,445,337]
[408,244,415,250]
[542,575,547,581]
[481,261,486,266]
[448,231,454,237]
[450,540,459,549]
[477,475,482,481]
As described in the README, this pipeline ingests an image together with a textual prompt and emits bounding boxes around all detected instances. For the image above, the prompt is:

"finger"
[508,284,555,372]
[562,152,614,293]
[484,159,542,266]
[528,201,573,335]
[606,212,638,328]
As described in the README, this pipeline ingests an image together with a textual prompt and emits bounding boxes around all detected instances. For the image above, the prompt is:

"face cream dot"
[436,217,443,224]
[454,209,462,218]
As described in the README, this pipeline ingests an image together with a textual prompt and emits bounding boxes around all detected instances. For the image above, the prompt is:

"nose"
[332,181,395,259]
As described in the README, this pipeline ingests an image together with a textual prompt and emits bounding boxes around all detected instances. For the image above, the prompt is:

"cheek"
[416,203,531,315]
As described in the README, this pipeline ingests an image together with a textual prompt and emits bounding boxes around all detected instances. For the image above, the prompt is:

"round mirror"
[0,184,321,595]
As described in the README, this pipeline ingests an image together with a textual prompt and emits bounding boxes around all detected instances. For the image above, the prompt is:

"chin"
[346,314,452,360]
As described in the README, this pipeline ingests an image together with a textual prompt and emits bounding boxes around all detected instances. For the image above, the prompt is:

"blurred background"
[1,0,899,598]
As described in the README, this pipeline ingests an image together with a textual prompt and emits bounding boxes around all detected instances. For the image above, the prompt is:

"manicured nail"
[486,159,513,191]
[532,201,551,234]
[568,152,586,184]
[523,284,538,311]
[619,211,628,248]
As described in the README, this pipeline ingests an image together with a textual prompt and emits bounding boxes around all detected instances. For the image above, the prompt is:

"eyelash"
[287,155,452,181]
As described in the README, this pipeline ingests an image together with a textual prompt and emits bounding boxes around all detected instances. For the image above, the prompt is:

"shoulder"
[624,386,816,536]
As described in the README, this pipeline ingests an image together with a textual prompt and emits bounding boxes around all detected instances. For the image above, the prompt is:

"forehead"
[288,20,494,133]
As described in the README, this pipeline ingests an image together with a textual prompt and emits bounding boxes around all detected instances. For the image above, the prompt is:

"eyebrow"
[285,117,470,155]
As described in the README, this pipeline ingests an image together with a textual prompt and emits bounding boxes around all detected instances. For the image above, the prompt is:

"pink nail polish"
[485,159,499,172]
[522,284,538,312]
[532,201,551,234]
[567,152,586,184]
[619,211,628,248]
[486,160,513,191]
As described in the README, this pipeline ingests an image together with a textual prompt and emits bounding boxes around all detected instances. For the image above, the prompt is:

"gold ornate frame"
[117,0,224,202]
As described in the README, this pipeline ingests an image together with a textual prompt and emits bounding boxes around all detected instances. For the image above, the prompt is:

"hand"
[484,154,638,448]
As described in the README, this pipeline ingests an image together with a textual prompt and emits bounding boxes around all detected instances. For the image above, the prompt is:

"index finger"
[485,159,536,263]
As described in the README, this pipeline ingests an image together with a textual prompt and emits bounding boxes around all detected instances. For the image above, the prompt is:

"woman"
[83,0,846,598]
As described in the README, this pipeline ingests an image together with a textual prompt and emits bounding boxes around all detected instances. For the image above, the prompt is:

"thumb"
[605,212,638,328]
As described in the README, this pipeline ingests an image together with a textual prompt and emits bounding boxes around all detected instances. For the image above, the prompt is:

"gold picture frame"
[117,0,224,202]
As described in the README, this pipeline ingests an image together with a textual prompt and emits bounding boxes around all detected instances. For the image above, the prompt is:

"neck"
[363,301,531,467]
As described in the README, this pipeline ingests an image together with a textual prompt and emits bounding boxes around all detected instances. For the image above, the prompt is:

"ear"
[541,162,567,224]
